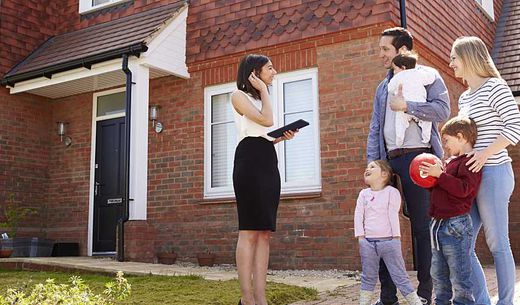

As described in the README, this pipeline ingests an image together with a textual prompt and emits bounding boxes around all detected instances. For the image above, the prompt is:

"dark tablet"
[267,119,309,138]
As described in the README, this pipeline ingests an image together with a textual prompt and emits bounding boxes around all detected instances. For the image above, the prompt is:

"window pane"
[211,93,234,123]
[92,0,111,5]
[97,91,125,117]
[283,79,313,113]
[284,111,316,182]
[211,123,236,187]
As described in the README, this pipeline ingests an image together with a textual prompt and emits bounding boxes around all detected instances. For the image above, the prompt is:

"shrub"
[0,194,37,238]
[0,271,130,305]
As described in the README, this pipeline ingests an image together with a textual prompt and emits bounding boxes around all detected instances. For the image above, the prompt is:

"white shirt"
[231,90,272,142]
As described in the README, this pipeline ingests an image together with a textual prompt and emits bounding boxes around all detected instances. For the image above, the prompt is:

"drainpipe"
[398,0,416,270]
[399,0,407,28]
[117,54,132,262]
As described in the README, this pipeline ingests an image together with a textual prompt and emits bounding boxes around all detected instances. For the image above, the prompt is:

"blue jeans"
[379,151,433,304]
[469,163,515,305]
[430,214,474,305]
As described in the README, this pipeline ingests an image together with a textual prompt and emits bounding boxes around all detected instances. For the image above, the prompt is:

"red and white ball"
[409,153,441,188]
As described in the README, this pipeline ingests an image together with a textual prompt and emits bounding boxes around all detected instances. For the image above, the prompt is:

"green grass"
[0,269,317,305]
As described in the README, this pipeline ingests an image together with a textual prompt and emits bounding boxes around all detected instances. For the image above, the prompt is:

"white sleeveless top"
[231,90,272,142]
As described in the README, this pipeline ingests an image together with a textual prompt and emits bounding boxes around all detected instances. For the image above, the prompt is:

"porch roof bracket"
[0,43,148,87]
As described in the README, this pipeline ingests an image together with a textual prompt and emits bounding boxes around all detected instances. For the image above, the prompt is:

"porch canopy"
[0,0,189,98]
[0,1,189,227]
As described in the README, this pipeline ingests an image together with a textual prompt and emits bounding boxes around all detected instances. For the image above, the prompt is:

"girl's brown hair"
[372,160,394,186]
[372,160,405,206]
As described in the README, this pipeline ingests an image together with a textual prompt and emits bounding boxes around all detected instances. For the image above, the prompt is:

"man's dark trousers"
[379,151,433,304]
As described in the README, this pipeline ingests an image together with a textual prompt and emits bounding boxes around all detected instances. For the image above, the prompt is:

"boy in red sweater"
[419,116,481,305]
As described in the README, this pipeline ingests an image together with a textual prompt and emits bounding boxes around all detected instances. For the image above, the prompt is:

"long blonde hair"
[451,36,501,80]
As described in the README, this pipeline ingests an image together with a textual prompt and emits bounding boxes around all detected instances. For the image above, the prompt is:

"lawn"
[0,269,317,305]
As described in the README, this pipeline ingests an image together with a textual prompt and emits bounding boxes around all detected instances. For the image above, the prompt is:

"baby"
[388,51,436,146]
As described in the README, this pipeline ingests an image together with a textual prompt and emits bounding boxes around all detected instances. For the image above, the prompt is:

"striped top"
[458,78,520,166]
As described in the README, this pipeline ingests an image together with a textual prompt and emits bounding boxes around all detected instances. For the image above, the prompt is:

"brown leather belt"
[387,147,431,160]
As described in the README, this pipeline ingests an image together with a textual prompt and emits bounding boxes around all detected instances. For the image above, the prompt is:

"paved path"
[291,268,520,305]
[1,257,519,304]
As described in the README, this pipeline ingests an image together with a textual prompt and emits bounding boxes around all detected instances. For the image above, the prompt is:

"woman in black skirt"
[231,54,296,305]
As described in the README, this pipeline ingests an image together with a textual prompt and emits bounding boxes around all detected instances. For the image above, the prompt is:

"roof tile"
[187,0,381,62]
[5,1,186,79]
[493,0,520,92]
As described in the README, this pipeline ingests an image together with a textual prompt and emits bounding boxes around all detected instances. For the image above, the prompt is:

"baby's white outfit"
[387,66,436,146]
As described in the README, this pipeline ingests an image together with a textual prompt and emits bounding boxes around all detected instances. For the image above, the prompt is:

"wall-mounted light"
[149,105,163,133]
[56,122,72,146]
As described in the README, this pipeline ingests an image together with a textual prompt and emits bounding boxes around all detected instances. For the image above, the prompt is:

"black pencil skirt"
[233,136,281,231]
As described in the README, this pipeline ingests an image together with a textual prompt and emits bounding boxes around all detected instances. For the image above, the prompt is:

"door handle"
[94,182,102,196]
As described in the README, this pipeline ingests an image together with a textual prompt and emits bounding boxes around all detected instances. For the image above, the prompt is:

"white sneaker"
[371,300,399,305]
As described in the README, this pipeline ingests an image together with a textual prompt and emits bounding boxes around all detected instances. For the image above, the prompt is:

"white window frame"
[475,0,494,21]
[79,0,132,14]
[272,68,321,194]
[203,83,238,199]
[203,68,321,199]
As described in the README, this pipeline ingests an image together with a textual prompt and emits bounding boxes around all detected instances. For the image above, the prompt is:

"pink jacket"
[354,186,401,238]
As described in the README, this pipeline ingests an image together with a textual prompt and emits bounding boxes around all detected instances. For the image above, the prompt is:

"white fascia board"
[9,59,123,94]
[142,6,189,79]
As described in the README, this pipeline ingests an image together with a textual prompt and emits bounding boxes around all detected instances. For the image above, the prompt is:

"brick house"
[0,0,518,270]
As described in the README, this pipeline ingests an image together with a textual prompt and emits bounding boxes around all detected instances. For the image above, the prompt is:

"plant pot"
[0,237,54,257]
[157,252,178,265]
[197,253,216,267]
[29,237,54,257]
[0,249,13,258]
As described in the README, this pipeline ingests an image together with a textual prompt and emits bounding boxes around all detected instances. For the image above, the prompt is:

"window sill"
[199,191,322,205]
[79,0,133,15]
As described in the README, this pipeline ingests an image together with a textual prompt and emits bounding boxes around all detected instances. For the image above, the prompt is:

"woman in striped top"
[450,36,520,305]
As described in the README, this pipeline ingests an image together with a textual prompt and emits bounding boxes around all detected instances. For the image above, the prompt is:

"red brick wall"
[0,0,57,76]
[403,0,504,66]
[0,87,52,236]
[146,22,519,270]
[55,0,181,33]
[44,93,93,254]
[124,220,156,263]
[2,0,518,268]
[143,24,459,269]
[186,0,393,62]
[0,0,180,75]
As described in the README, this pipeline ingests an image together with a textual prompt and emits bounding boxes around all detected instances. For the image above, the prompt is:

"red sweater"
[429,155,482,219]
